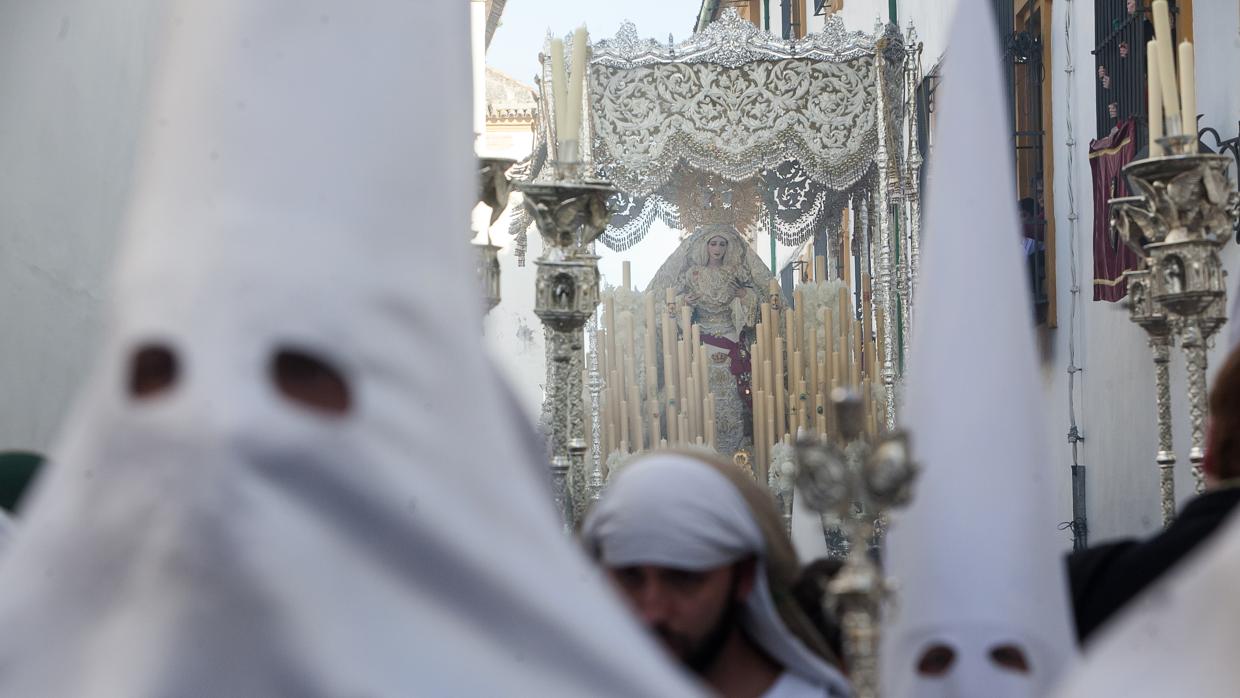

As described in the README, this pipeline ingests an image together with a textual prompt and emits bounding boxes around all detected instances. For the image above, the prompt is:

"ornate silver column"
[1120,266,1176,526]
[795,390,918,698]
[519,173,617,528]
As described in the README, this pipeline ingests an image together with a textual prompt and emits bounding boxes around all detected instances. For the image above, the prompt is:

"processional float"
[1112,3,1240,527]
[503,12,924,690]
[511,9,922,513]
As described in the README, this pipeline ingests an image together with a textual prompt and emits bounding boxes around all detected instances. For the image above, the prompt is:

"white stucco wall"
[0,1,165,453]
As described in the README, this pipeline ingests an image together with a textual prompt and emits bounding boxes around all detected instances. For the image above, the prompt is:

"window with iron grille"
[1093,1,1184,143]
[991,0,1053,323]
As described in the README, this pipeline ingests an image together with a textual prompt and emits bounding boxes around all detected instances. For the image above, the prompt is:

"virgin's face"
[707,236,728,264]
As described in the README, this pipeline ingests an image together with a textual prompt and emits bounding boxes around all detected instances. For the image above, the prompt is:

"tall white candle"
[1179,39,1197,136]
[549,38,568,158]
[565,26,589,163]
[1151,0,1181,132]
[1148,41,1165,157]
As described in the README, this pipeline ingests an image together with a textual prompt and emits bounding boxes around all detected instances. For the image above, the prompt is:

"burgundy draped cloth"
[1090,118,1142,302]
[700,333,753,410]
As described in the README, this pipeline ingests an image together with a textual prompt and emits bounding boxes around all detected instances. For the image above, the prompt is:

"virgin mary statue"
[647,224,775,458]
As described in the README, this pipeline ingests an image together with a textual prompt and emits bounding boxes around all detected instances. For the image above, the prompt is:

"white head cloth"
[0,3,701,696]
[1052,501,1240,696]
[582,452,850,696]
[880,1,1077,696]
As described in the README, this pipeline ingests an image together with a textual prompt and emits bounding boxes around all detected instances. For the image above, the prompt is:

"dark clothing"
[1067,487,1240,644]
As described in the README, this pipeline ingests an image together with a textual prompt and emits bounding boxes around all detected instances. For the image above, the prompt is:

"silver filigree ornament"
[479,157,517,226]
[593,10,881,69]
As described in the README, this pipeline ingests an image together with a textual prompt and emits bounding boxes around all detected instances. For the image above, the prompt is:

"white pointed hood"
[0,3,701,696]
[880,2,1077,696]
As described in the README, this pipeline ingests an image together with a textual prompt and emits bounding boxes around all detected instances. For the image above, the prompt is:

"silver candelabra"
[518,164,616,528]
[1112,133,1239,501]
[794,389,918,698]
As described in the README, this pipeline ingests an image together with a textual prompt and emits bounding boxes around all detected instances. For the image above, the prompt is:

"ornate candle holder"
[518,170,616,527]
[476,157,517,313]
[794,390,918,698]
[1113,138,1239,495]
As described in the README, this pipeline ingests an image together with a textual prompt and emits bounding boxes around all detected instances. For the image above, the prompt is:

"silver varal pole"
[874,38,899,433]
[587,313,606,504]
[903,23,923,320]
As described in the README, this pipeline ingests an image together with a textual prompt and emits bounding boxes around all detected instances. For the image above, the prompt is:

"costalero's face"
[606,560,752,674]
[707,236,728,264]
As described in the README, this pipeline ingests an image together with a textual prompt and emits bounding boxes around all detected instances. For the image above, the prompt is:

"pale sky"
[486,0,699,85]
[486,0,700,291]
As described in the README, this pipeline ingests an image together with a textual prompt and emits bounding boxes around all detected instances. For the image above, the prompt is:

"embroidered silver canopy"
[589,13,885,197]
[511,10,906,256]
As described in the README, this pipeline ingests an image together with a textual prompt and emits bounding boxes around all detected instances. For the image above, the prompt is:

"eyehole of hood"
[989,644,1031,673]
[915,644,956,676]
[271,348,351,416]
[128,345,179,399]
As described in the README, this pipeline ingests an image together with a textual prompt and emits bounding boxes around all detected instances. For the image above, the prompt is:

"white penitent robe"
[0,2,702,696]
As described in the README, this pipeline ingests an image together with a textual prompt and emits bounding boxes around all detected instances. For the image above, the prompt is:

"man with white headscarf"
[0,2,702,695]
[582,450,851,698]
[879,0,1077,696]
